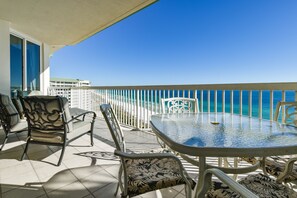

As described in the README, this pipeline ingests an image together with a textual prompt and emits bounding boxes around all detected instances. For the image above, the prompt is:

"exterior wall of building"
[0,20,11,95]
[0,19,51,96]
[49,78,91,109]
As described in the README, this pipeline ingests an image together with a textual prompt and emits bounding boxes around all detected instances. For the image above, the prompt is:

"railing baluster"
[214,90,217,113]
[270,90,274,121]
[150,90,153,117]
[281,90,286,123]
[207,90,210,113]
[230,90,233,114]
[200,90,203,113]
[249,90,252,117]
[146,90,149,128]
[222,90,225,113]
[239,90,243,115]
[258,90,262,119]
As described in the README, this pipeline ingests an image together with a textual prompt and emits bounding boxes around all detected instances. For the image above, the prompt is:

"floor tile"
[47,181,90,198]
[2,185,46,198]
[80,169,117,193]
[43,170,77,193]
[91,182,121,198]
[69,165,104,181]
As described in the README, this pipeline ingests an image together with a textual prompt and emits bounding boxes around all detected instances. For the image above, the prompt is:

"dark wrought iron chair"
[100,103,195,198]
[0,93,27,151]
[196,168,297,198]
[20,96,96,166]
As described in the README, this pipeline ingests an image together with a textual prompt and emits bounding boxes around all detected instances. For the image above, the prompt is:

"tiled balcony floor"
[0,119,196,198]
[1,117,272,198]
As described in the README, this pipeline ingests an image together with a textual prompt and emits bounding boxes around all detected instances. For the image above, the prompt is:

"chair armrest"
[66,110,96,124]
[6,112,19,117]
[114,150,180,160]
[114,150,189,174]
[277,156,297,183]
[196,168,258,198]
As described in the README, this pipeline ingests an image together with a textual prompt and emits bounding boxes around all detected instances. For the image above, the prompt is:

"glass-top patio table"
[150,112,297,196]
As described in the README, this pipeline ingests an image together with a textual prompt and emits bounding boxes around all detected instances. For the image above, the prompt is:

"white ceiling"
[0,0,156,48]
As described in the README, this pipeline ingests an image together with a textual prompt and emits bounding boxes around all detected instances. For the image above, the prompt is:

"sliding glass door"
[10,35,23,97]
[10,34,41,97]
[27,41,40,92]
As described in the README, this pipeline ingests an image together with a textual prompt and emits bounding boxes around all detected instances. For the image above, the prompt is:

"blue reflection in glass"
[10,35,23,97]
[26,41,40,93]
[184,137,205,147]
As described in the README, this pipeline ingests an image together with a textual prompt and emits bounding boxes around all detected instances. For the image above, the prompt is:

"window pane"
[26,41,40,93]
[10,35,23,97]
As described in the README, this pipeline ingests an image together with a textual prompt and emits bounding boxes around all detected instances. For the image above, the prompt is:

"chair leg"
[57,144,66,166]
[21,140,30,160]
[0,135,8,151]
[90,132,94,146]
[115,165,123,196]
[185,183,192,198]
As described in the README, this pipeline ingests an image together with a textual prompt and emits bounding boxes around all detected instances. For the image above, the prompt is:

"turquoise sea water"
[138,90,296,120]
[102,89,295,120]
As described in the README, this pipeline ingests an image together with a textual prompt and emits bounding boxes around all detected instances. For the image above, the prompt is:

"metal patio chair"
[161,97,199,114]
[160,97,202,165]
[196,168,297,198]
[100,103,195,198]
[21,96,96,166]
[0,93,27,151]
[263,101,297,183]
[160,97,199,148]
[243,101,297,184]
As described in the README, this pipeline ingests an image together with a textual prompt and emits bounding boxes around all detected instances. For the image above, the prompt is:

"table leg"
[195,156,206,198]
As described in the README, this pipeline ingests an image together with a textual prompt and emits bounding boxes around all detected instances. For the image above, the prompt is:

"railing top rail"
[71,82,297,91]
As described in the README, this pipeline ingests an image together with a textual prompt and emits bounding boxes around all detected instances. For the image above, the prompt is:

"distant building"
[49,78,91,109]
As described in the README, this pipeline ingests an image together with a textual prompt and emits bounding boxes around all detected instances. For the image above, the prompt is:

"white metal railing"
[49,82,297,130]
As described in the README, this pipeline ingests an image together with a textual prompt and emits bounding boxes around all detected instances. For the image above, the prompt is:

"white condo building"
[49,78,91,109]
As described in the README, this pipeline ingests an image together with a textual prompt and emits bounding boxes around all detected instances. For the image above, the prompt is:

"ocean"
[137,90,296,120]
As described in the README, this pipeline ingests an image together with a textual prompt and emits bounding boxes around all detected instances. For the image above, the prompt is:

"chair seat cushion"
[207,173,297,198]
[30,120,91,144]
[30,130,64,144]
[11,119,27,132]
[125,157,195,197]
[67,120,91,140]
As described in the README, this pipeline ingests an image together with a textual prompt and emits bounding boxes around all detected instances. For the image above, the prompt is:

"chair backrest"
[100,104,126,152]
[274,101,297,126]
[161,97,199,113]
[0,93,20,131]
[21,96,72,132]
[12,98,25,119]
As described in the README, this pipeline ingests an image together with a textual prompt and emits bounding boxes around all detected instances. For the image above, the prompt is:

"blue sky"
[50,0,297,86]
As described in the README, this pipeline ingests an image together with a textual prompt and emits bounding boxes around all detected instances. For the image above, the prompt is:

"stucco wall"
[0,20,10,95]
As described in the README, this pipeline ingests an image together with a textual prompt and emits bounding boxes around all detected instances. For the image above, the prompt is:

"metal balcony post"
[136,90,140,129]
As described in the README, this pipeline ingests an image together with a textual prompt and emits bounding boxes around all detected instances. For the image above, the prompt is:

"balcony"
[1,119,186,198]
[1,82,296,197]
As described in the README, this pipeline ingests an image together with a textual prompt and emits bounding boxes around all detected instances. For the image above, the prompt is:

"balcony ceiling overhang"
[0,0,156,51]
